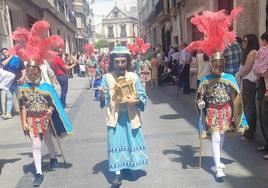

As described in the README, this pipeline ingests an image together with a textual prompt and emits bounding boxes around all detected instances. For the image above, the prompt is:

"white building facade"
[102,5,138,49]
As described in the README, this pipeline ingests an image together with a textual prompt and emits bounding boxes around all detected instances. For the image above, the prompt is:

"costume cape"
[20,83,73,136]
[197,73,248,134]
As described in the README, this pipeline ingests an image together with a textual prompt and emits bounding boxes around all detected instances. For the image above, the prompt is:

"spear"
[49,118,67,167]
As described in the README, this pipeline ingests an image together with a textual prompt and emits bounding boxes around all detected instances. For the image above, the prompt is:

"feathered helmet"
[12,20,64,84]
[186,6,243,75]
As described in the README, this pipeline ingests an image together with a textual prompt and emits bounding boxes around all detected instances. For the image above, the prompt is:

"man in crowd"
[51,48,77,108]
[223,40,243,76]
[180,42,192,94]
[0,47,25,120]
[257,77,268,159]
[0,68,15,116]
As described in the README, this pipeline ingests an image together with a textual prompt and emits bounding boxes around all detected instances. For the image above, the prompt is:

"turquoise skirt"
[107,108,148,172]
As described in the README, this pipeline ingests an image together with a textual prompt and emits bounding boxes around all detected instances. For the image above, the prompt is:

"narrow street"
[1,76,268,188]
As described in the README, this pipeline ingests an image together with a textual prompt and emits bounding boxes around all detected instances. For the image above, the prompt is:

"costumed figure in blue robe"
[186,7,248,179]
[99,45,148,186]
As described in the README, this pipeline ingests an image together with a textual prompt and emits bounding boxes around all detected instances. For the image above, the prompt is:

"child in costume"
[93,69,102,100]
[13,20,73,187]
[186,7,248,178]
[87,59,97,89]
[99,45,148,186]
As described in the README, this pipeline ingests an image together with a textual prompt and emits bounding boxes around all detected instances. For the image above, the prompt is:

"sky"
[90,0,137,27]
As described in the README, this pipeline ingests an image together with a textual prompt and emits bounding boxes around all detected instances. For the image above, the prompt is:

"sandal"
[263,154,268,160]
[257,146,268,151]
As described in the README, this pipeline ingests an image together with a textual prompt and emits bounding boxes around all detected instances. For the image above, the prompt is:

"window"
[114,11,118,18]
[120,25,126,37]
[27,15,38,29]
[108,26,114,38]
[76,17,82,28]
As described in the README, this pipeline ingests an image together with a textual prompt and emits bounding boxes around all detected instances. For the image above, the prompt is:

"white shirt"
[0,68,15,91]
[240,63,258,83]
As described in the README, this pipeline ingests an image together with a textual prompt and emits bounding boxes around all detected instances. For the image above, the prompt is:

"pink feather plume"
[11,20,64,65]
[186,6,243,57]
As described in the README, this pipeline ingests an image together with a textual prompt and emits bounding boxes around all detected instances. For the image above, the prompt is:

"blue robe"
[20,83,73,136]
[100,74,148,172]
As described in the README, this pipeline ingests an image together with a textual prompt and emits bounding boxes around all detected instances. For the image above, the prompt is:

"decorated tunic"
[197,73,248,133]
[140,60,151,82]
[18,86,53,137]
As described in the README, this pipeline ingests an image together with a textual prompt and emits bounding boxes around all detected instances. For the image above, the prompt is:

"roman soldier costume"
[186,7,248,178]
[12,20,73,187]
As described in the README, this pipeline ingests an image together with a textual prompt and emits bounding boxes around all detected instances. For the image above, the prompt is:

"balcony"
[108,33,114,38]
[58,0,64,13]
[120,32,127,38]
[73,5,84,14]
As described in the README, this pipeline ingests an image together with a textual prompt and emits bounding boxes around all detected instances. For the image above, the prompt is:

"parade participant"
[186,7,248,178]
[87,59,97,89]
[139,59,151,90]
[12,20,73,187]
[99,45,148,186]
[92,69,102,100]
[127,38,151,76]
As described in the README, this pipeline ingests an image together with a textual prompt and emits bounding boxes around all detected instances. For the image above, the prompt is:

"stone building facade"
[102,5,138,49]
[0,0,77,54]
[139,0,268,54]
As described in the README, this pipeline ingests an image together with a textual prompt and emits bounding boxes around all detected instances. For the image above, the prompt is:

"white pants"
[29,126,56,174]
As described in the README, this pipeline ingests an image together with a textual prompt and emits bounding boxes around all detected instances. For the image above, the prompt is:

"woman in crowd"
[238,34,259,141]
[150,53,159,88]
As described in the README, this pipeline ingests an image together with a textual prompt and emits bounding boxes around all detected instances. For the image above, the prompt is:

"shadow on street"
[0,158,21,174]
[92,160,147,186]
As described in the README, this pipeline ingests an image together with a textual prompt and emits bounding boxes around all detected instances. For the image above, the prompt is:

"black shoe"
[50,158,58,170]
[33,174,43,187]
[112,174,122,186]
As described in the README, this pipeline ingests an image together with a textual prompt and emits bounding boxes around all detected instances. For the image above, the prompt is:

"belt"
[27,112,48,118]
[208,103,229,109]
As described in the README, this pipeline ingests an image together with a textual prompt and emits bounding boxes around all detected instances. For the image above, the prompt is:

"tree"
[94,40,109,49]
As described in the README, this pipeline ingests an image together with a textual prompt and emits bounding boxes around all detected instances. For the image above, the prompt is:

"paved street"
[1,76,268,188]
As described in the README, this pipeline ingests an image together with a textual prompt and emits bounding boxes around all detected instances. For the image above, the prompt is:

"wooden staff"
[49,118,67,167]
[199,110,203,169]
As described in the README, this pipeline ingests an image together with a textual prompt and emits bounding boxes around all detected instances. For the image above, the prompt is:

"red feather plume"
[11,20,64,65]
[127,38,151,55]
[186,6,243,57]
[84,43,95,59]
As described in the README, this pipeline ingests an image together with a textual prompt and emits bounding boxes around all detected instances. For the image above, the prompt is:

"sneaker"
[211,163,226,173]
[2,113,12,120]
[112,174,122,186]
[215,168,225,178]
[50,158,58,170]
[33,173,43,187]
[64,104,72,109]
